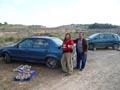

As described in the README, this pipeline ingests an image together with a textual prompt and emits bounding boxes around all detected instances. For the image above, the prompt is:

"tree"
[4,22,8,25]
[0,23,2,26]
[88,23,118,29]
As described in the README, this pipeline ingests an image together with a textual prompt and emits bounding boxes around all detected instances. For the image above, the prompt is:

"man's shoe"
[75,67,80,70]
[62,71,67,73]
[65,73,71,76]
[80,69,83,71]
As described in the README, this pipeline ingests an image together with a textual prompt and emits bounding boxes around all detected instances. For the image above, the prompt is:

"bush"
[5,36,15,41]
[89,23,118,29]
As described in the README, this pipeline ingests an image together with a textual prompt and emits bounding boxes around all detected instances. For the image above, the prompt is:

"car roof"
[94,33,118,35]
[93,33,101,35]
[28,36,59,39]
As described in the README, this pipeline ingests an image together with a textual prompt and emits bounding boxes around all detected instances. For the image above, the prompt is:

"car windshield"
[88,34,99,39]
[52,38,63,46]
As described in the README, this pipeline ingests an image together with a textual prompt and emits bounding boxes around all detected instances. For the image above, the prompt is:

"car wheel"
[46,58,58,69]
[89,44,94,50]
[112,44,119,50]
[4,53,11,63]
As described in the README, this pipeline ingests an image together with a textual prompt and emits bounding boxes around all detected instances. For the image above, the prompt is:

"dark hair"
[79,32,84,36]
[64,33,71,41]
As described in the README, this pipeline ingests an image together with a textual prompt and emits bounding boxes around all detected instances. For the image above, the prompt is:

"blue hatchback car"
[87,33,120,50]
[0,36,76,69]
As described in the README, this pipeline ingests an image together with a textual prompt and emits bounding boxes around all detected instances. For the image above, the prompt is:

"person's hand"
[62,44,66,48]
[68,45,73,48]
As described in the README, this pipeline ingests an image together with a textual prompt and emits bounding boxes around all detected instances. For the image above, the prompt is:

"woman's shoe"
[65,73,71,76]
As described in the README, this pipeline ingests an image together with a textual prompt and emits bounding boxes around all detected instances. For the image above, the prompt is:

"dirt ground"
[0,49,120,90]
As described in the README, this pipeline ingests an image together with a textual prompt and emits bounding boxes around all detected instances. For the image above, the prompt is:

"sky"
[0,0,120,27]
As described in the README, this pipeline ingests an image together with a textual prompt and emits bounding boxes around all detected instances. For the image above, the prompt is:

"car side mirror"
[58,46,62,49]
[14,44,19,48]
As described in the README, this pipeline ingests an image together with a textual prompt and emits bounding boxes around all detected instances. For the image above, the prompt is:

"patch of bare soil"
[0,32,17,36]
[0,49,120,90]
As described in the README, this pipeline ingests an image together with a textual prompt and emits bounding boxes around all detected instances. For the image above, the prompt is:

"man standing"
[74,32,88,71]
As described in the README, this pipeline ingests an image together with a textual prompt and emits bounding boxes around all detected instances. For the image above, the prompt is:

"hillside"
[0,22,120,31]
[57,23,120,29]
[57,24,89,29]
[0,23,46,31]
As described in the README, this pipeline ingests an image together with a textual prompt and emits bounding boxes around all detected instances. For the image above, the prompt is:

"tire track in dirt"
[33,50,120,90]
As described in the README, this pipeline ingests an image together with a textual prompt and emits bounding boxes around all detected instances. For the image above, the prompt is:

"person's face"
[66,34,70,40]
[79,33,83,39]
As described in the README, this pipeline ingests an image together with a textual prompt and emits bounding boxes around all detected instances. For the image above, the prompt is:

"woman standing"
[61,33,74,76]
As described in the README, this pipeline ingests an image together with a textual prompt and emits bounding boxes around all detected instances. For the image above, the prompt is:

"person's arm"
[61,41,67,49]
[68,40,74,48]
[84,39,88,54]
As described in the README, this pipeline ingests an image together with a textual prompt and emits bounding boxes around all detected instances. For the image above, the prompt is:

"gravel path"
[33,50,120,90]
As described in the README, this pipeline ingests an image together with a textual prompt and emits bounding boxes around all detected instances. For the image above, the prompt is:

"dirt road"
[0,49,120,90]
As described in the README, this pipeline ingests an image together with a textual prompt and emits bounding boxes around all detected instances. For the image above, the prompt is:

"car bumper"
[0,48,3,57]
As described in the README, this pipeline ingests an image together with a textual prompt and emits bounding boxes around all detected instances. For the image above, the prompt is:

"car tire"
[4,53,11,63]
[89,44,94,50]
[112,44,119,50]
[46,58,58,69]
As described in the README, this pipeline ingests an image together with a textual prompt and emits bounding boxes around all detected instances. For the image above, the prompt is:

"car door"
[104,34,115,47]
[26,38,50,62]
[11,38,33,61]
[93,34,106,48]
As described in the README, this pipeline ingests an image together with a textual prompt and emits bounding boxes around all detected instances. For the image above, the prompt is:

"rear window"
[52,38,63,46]
[33,39,49,49]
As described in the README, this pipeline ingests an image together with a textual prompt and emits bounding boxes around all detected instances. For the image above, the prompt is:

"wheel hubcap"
[47,59,56,68]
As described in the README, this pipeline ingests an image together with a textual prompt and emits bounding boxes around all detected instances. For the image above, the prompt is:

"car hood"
[0,44,15,49]
[86,38,92,41]
[5,44,15,48]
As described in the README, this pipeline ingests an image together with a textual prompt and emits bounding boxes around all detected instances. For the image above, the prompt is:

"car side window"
[33,39,49,49]
[104,34,114,39]
[19,39,33,48]
[94,34,104,40]
[99,34,104,39]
